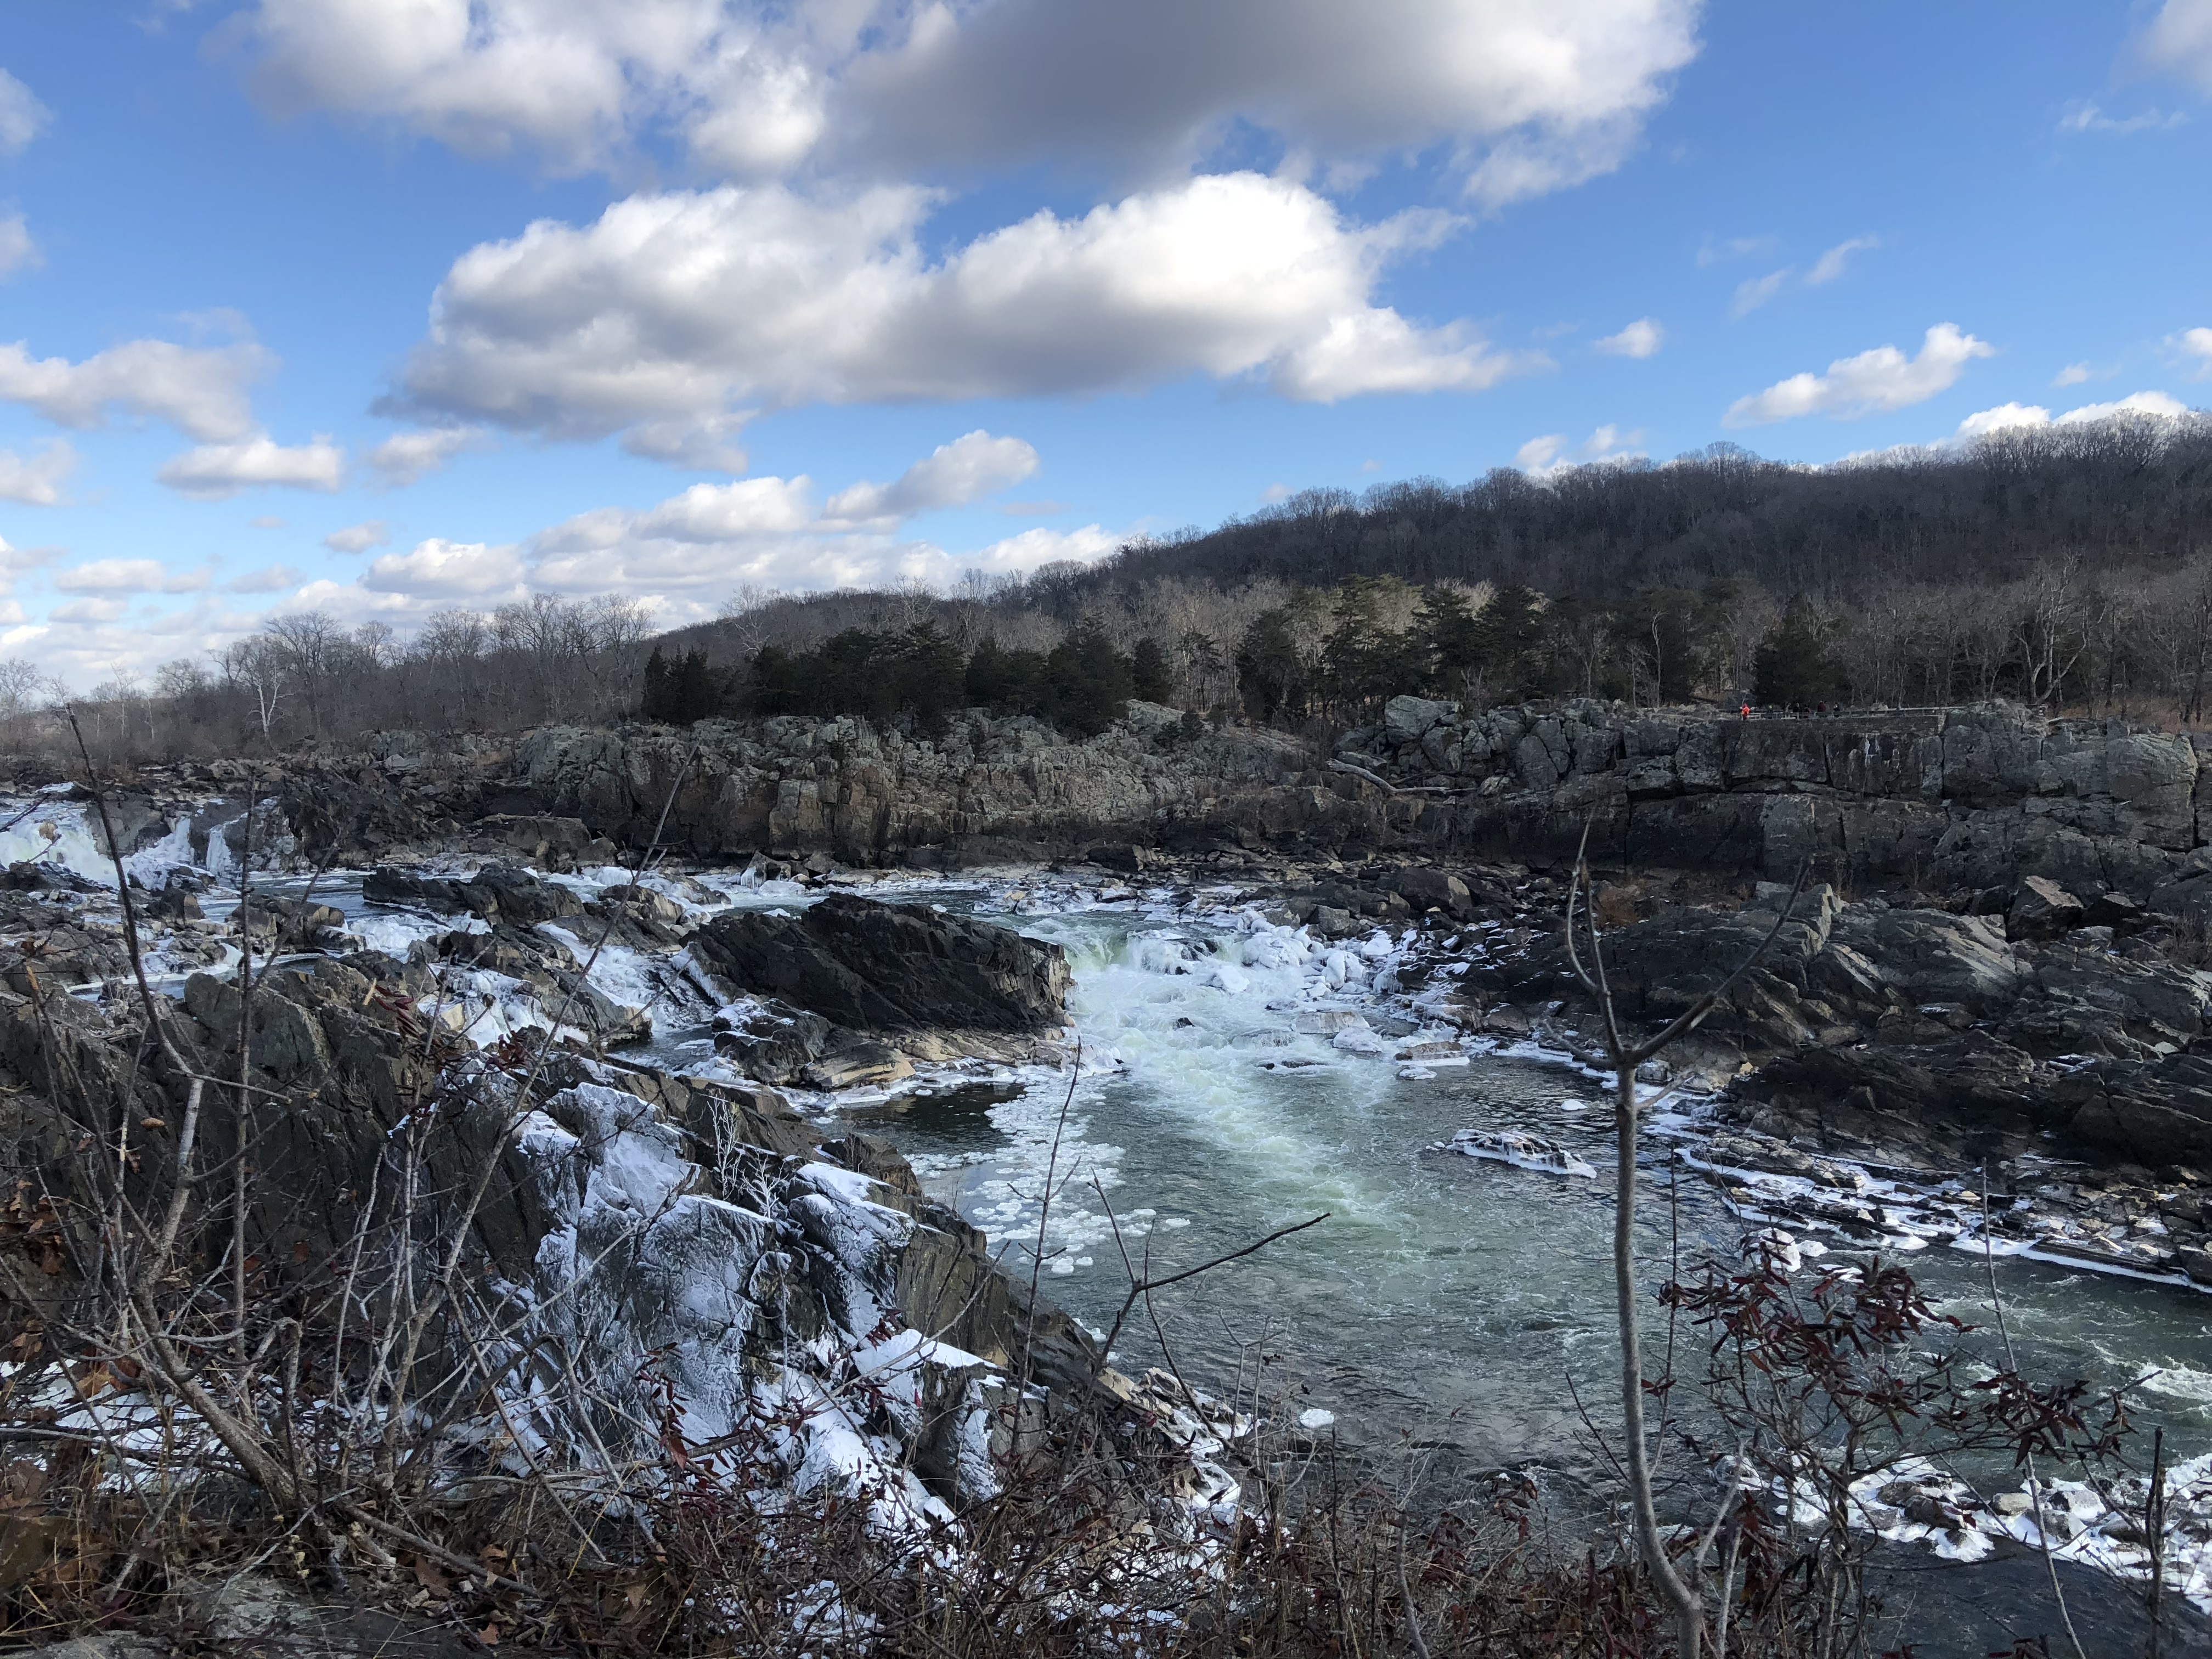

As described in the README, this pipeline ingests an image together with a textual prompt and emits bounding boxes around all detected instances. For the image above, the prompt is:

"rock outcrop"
[687,895,1070,1036]
[1493,883,2212,1166]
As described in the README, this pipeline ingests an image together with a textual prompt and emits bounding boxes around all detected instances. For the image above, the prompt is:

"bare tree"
[1562,831,1810,1657]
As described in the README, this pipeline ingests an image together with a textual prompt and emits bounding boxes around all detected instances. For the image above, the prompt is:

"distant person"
[1740,702,1751,720]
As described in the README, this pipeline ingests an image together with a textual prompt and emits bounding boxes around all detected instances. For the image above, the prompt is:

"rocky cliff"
[306,699,2212,908]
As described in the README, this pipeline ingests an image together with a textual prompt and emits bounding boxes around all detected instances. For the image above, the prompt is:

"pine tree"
[1753,596,1839,706]
[641,646,672,722]
[1130,636,1173,704]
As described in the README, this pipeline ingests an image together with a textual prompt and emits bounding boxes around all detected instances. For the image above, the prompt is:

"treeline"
[13,409,2212,767]
[643,624,1177,735]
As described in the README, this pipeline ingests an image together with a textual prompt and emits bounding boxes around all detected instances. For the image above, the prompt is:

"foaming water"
[881,905,2212,1505]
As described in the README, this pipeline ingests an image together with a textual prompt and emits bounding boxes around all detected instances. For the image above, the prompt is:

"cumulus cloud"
[2127,0,2212,93]
[1805,234,1879,285]
[363,538,528,600]
[396,174,1538,439]
[1730,268,1791,318]
[0,69,48,156]
[1723,324,1995,427]
[1594,317,1663,358]
[0,439,74,506]
[825,431,1040,521]
[228,0,1699,207]
[363,425,490,484]
[1515,424,1645,474]
[619,411,752,471]
[1954,390,2195,439]
[156,434,346,499]
[0,337,273,441]
[323,520,390,554]
[0,211,39,280]
[2172,326,2212,377]
[225,565,301,593]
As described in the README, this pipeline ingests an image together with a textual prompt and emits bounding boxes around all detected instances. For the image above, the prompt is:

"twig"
[1983,1165,2088,1659]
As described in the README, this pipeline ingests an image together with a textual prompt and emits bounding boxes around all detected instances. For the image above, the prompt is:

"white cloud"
[0,69,48,156]
[952,523,1119,576]
[363,538,528,600]
[2127,0,2212,93]
[1730,267,1791,318]
[1805,234,1879,285]
[619,411,752,471]
[52,597,128,626]
[396,173,1541,438]
[249,515,286,529]
[323,519,390,553]
[0,211,40,280]
[156,434,346,499]
[2058,100,2188,134]
[1955,390,2195,439]
[1594,317,1663,358]
[2053,361,2115,387]
[0,439,75,506]
[1516,424,1645,475]
[229,0,1700,207]
[226,565,301,593]
[0,337,272,441]
[1724,324,1995,427]
[2172,326,2212,378]
[363,425,490,484]
[53,559,173,595]
[825,431,1040,521]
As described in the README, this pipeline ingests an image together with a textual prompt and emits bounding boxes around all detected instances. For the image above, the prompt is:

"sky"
[0,0,2209,689]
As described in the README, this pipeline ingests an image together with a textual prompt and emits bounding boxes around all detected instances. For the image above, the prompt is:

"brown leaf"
[292,1240,312,1263]
[67,1365,112,1401]
[476,1622,500,1647]
[139,1117,165,1131]
[410,1554,451,1595]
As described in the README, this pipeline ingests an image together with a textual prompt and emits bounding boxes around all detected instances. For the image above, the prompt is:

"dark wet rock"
[0,861,100,894]
[472,812,621,872]
[362,861,584,926]
[233,895,345,953]
[2008,875,2087,940]
[712,999,833,1084]
[687,895,1069,1035]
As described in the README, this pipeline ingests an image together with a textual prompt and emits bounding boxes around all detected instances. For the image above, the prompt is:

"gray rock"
[2008,875,2086,940]
[689,895,1070,1034]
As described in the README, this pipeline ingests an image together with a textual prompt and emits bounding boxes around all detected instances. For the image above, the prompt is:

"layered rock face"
[272,701,2212,911]
[1343,697,2212,899]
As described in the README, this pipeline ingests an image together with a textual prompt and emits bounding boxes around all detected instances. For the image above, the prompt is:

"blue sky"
[1,0,2208,687]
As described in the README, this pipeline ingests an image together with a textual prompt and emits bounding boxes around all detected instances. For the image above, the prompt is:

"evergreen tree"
[1471,585,1547,696]
[1236,608,1308,719]
[672,648,718,722]
[1130,635,1173,704]
[1753,595,1840,705]
[1418,585,1483,693]
[640,646,673,721]
[1043,622,1133,735]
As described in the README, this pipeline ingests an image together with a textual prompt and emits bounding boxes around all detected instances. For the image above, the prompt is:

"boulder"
[1385,865,1475,919]
[1383,695,1457,748]
[2008,876,2086,940]
[687,896,1070,1034]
